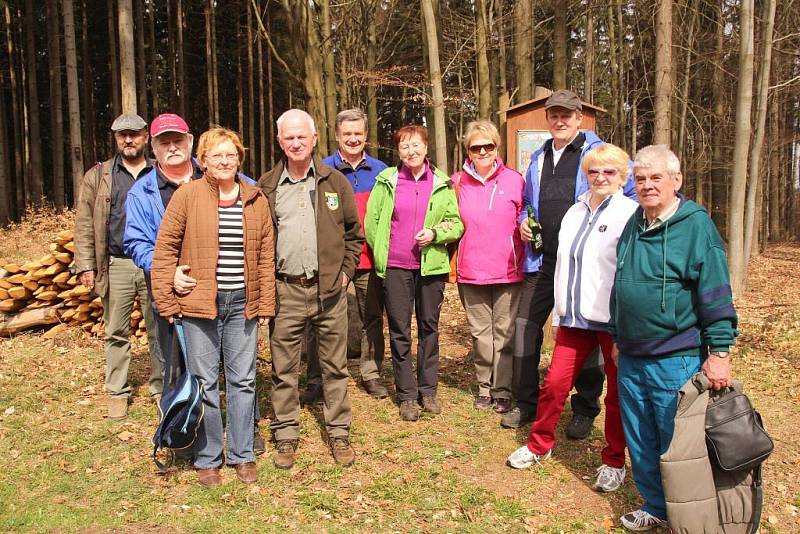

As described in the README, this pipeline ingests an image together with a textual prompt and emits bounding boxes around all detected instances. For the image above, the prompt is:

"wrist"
[709,351,729,359]
[429,228,437,241]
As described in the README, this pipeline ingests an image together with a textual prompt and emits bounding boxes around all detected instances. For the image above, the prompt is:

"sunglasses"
[587,168,619,178]
[468,143,496,154]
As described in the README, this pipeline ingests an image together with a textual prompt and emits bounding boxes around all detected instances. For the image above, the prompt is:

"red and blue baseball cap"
[150,113,190,137]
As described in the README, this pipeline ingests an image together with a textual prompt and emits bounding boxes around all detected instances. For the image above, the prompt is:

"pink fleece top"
[386,162,435,270]
[454,159,525,284]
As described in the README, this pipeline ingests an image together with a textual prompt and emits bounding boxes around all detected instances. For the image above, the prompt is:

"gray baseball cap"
[111,113,148,132]
[544,90,582,112]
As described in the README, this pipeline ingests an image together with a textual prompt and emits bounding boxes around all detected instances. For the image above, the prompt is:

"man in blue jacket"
[507,90,637,431]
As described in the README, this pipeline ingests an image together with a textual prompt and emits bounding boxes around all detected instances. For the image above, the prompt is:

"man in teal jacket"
[610,145,737,532]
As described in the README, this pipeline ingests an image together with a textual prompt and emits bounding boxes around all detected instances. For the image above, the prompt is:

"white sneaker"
[620,509,667,531]
[506,445,551,469]
[593,464,626,492]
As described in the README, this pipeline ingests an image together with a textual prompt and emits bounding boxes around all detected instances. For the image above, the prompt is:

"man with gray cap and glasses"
[74,112,163,421]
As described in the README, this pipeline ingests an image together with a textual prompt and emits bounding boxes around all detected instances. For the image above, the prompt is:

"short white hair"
[633,145,681,175]
[276,109,316,136]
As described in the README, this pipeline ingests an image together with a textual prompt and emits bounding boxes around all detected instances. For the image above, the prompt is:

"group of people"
[74,89,738,532]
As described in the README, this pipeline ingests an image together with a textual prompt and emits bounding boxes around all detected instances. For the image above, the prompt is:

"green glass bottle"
[526,206,543,254]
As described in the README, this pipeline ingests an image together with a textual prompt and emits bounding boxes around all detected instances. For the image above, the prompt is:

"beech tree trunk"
[727,0,754,295]
[709,2,726,232]
[46,0,66,210]
[133,0,147,117]
[107,0,121,117]
[81,0,97,166]
[246,2,256,174]
[676,0,698,163]
[118,0,137,112]
[475,0,491,119]
[421,0,447,171]
[176,0,186,117]
[147,0,159,114]
[23,0,44,202]
[584,0,594,103]
[205,0,218,125]
[553,4,567,90]
[321,0,338,154]
[513,0,533,102]
[653,0,672,145]
[768,95,781,240]
[365,3,379,157]
[63,0,85,203]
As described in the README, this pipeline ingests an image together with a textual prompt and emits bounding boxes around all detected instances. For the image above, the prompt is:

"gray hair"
[276,109,316,136]
[633,145,681,175]
[335,108,367,131]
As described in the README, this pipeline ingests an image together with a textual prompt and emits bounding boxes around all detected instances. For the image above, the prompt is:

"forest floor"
[1,206,799,533]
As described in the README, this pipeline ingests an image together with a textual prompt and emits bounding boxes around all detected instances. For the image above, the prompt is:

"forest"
[0,0,798,293]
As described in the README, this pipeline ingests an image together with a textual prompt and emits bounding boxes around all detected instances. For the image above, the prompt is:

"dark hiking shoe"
[420,395,442,414]
[494,398,512,414]
[566,413,595,440]
[399,400,419,421]
[362,378,389,399]
[474,395,492,409]
[272,439,299,470]
[329,436,355,467]
[501,406,536,429]
[300,383,323,405]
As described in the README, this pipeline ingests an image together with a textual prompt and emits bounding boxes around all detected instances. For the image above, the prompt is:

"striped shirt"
[217,197,245,290]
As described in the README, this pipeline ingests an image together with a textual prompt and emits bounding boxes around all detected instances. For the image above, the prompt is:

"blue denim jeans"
[182,289,257,469]
[617,353,702,520]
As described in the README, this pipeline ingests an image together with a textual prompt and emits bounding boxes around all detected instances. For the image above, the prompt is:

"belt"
[277,273,318,287]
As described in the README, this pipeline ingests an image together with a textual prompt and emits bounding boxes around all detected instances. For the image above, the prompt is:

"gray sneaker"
[501,406,536,428]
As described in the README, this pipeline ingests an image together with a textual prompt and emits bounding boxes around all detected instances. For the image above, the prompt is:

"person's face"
[397,134,427,171]
[466,135,497,169]
[634,164,683,216]
[278,116,317,166]
[114,129,148,161]
[586,164,624,198]
[201,139,239,182]
[336,119,367,160]
[546,107,582,147]
[152,132,192,166]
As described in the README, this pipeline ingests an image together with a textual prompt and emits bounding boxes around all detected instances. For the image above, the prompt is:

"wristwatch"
[709,351,730,359]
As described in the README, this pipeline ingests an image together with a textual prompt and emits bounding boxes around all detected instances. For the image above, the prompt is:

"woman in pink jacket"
[453,120,525,413]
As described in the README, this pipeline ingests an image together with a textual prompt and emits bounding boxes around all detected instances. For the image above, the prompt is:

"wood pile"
[0,230,147,338]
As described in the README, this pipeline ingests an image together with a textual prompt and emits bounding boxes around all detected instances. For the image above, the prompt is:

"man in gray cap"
[74,112,163,420]
[506,90,638,435]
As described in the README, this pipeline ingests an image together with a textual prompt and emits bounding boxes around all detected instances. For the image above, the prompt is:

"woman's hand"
[173,265,197,296]
[258,316,270,326]
[414,228,435,247]
[519,220,533,241]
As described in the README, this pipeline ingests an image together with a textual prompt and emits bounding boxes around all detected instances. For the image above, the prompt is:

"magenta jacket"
[453,159,525,285]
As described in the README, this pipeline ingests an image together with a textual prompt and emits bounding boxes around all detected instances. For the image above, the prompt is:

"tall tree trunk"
[709,2,726,232]
[768,94,781,240]
[615,2,627,150]
[676,0,698,162]
[494,0,509,161]
[176,0,186,117]
[4,5,24,213]
[513,0,533,102]
[0,82,10,223]
[743,0,776,262]
[246,2,256,174]
[584,0,594,103]
[653,0,672,145]
[475,0,491,119]
[303,5,328,152]
[320,0,338,154]
[46,0,65,209]
[81,0,97,165]
[365,3,379,157]
[63,0,85,204]
[553,3,567,90]
[257,23,267,173]
[236,0,244,137]
[133,0,147,117]
[421,0,447,171]
[166,0,177,111]
[118,0,137,112]
[727,0,754,295]
[266,7,274,168]
[107,0,121,117]
[147,0,159,114]
[23,0,44,202]
[205,0,217,125]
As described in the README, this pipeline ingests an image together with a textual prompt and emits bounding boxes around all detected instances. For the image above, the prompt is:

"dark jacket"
[257,155,363,304]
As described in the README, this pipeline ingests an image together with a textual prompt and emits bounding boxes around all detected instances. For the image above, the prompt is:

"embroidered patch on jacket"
[598,225,607,232]
[325,192,340,210]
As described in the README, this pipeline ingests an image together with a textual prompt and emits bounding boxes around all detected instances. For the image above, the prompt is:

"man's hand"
[341,273,350,288]
[519,220,533,241]
[701,354,732,390]
[79,270,95,290]
[173,265,197,296]
[414,228,435,247]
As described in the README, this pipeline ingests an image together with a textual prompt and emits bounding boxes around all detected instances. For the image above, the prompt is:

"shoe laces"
[331,437,350,450]
[629,509,661,528]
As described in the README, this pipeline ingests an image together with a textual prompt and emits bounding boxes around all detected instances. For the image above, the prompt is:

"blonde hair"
[581,143,631,181]
[462,120,501,150]
[196,126,246,167]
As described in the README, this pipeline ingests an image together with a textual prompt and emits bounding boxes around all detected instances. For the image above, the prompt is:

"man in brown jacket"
[74,113,163,420]
[258,109,363,469]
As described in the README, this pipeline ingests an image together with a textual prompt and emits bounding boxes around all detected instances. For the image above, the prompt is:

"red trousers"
[526,327,626,468]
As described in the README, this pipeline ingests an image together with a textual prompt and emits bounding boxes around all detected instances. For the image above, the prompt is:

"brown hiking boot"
[362,378,389,399]
[234,461,259,484]
[420,395,441,414]
[197,467,222,487]
[399,400,419,421]
[329,436,355,467]
[272,439,298,470]
[107,396,128,420]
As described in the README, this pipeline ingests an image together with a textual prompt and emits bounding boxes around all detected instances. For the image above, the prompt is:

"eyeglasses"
[468,143,497,154]
[206,153,239,164]
[587,168,619,178]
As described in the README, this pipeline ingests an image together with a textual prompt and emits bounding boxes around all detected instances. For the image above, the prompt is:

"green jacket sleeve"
[430,185,463,245]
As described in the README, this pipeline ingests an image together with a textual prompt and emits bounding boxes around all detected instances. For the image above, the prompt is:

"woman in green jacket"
[365,125,463,421]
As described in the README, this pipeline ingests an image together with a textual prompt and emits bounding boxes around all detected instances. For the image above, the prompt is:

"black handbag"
[705,384,773,473]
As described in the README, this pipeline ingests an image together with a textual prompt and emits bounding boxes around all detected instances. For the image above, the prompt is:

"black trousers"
[383,268,446,402]
[512,260,605,417]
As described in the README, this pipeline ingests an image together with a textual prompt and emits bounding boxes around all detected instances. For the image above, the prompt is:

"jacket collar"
[260,154,332,195]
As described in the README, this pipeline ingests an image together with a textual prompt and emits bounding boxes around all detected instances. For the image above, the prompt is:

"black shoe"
[566,413,595,440]
[494,398,512,414]
[253,428,266,456]
[474,395,492,410]
[362,378,389,399]
[300,383,323,406]
[500,406,536,429]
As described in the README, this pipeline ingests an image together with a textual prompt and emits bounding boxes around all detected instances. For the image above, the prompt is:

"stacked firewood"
[0,230,147,337]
